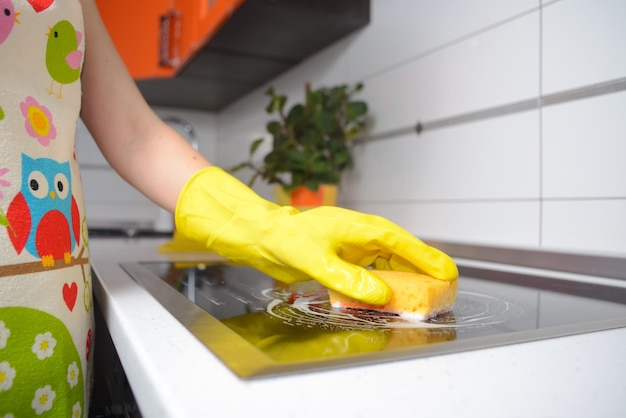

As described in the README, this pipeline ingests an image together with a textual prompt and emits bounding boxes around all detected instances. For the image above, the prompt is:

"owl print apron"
[0,1,93,416]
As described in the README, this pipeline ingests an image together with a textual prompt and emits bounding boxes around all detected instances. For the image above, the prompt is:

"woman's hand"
[176,167,458,305]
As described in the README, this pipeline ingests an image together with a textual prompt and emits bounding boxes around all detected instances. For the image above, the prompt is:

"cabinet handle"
[159,10,182,67]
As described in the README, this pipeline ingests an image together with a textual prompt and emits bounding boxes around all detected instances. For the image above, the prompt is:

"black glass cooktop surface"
[120,260,626,378]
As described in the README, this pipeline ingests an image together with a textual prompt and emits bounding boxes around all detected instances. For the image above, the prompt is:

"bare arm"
[79,0,211,213]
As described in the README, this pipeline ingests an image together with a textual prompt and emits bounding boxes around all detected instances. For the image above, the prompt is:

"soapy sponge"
[327,269,457,321]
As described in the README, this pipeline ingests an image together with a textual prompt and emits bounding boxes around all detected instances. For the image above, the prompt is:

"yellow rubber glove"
[175,167,458,305]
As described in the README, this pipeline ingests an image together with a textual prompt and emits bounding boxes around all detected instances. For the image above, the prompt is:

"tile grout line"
[357,76,626,144]
[538,0,544,248]
[342,196,626,206]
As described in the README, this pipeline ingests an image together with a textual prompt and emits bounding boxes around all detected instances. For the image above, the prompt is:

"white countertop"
[90,237,626,418]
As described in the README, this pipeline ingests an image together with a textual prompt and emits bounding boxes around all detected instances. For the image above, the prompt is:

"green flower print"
[0,307,84,417]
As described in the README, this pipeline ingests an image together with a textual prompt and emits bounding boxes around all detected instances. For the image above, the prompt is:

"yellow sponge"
[327,269,458,321]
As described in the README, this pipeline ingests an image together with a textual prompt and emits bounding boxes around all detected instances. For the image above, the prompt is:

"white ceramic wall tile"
[340,0,539,84]
[342,110,540,201]
[216,115,277,202]
[218,42,351,128]
[542,92,626,198]
[541,0,563,6]
[542,199,626,255]
[83,201,160,228]
[75,119,108,166]
[542,0,626,95]
[80,169,154,204]
[81,169,160,227]
[75,119,157,227]
[218,108,268,144]
[361,12,539,136]
[345,201,541,248]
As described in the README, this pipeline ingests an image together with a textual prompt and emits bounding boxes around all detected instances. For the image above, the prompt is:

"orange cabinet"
[96,0,245,80]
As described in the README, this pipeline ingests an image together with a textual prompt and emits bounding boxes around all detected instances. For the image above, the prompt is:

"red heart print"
[63,282,78,311]
[28,0,54,13]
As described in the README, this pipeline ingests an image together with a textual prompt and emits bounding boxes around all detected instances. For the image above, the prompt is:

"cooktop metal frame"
[120,243,626,379]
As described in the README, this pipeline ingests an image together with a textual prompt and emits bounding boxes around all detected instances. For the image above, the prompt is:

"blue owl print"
[6,154,81,267]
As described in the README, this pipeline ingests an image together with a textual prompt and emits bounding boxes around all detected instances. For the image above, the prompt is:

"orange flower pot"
[274,185,338,210]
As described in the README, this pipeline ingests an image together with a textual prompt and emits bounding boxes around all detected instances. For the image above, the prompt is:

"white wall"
[77,0,625,255]
[217,0,626,256]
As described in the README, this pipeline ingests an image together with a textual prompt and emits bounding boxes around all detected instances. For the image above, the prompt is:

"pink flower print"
[0,167,10,199]
[20,96,57,146]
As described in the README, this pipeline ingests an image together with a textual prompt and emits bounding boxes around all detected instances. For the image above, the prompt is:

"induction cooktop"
[120,248,626,379]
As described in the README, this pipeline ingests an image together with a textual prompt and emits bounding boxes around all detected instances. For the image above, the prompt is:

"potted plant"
[231,82,368,208]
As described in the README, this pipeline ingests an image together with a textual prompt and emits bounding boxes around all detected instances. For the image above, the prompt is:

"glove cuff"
[174,166,290,247]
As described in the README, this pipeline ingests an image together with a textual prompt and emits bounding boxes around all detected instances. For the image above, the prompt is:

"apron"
[0,1,93,416]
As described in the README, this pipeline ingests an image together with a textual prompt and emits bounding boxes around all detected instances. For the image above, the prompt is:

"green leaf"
[0,208,10,229]
[290,172,305,190]
[310,159,330,173]
[286,149,307,169]
[266,121,282,137]
[276,96,287,113]
[286,104,305,126]
[315,111,338,135]
[333,148,350,166]
[346,101,367,122]
[272,134,289,151]
[314,171,340,185]
[249,138,264,155]
[265,89,287,114]
[304,179,320,191]
[263,149,278,164]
